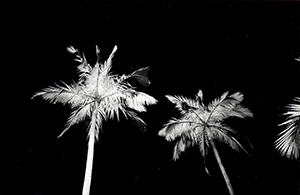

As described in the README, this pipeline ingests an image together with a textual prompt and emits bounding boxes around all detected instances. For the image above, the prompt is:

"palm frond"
[67,46,86,64]
[99,45,117,76]
[173,135,189,160]
[31,82,88,108]
[123,110,147,131]
[209,123,250,155]
[158,118,201,141]
[283,98,300,119]
[173,126,208,160]
[198,128,211,176]
[125,91,157,112]
[208,92,253,121]
[58,103,93,138]
[275,104,300,159]
[131,67,151,87]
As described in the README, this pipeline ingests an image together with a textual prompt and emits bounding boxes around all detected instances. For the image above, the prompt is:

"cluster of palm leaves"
[275,98,300,159]
[274,58,300,160]
[32,46,300,195]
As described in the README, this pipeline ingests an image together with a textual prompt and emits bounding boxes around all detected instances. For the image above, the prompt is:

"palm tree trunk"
[82,110,97,195]
[208,137,235,195]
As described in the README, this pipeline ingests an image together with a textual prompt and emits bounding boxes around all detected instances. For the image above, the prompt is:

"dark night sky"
[1,1,300,195]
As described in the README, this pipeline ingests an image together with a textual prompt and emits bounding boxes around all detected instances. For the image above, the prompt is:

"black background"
[1,1,300,195]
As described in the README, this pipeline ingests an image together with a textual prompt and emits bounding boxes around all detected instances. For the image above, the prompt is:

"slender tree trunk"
[82,111,97,195]
[208,137,235,195]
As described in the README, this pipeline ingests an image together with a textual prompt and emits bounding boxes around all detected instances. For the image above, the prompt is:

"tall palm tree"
[32,45,157,195]
[158,90,253,195]
[275,98,300,159]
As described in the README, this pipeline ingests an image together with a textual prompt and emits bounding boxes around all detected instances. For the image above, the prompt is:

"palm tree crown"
[32,45,157,139]
[159,89,253,195]
[275,97,300,159]
[159,89,253,160]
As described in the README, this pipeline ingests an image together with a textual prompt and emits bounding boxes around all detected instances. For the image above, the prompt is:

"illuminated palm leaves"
[275,97,300,159]
[32,45,157,140]
[159,90,253,160]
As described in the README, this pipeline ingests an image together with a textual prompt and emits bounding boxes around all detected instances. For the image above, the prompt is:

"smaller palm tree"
[159,90,253,195]
[275,97,300,159]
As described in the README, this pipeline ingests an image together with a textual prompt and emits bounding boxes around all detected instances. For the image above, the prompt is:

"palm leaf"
[99,45,117,76]
[125,91,158,112]
[173,135,190,160]
[131,67,151,87]
[208,92,253,121]
[275,98,300,159]
[31,82,87,107]
[58,103,93,138]
[159,118,196,141]
[124,110,147,131]
[275,117,300,159]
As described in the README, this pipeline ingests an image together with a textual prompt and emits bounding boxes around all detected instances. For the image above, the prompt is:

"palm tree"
[32,45,157,195]
[158,90,253,195]
[275,97,300,159]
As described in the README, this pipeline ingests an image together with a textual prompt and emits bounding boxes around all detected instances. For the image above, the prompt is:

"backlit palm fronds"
[159,89,253,159]
[125,91,157,112]
[275,98,300,159]
[159,89,252,195]
[130,67,151,87]
[208,92,253,122]
[158,117,200,141]
[31,81,89,108]
[209,122,250,155]
[33,45,156,135]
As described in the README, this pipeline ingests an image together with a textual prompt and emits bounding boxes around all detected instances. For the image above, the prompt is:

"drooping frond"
[58,103,93,138]
[123,110,148,131]
[275,117,300,159]
[275,98,300,159]
[173,134,192,160]
[209,123,251,155]
[125,91,158,112]
[158,117,203,141]
[66,46,92,80]
[208,91,253,121]
[173,126,210,160]
[130,67,151,87]
[31,82,88,108]
[209,124,241,153]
